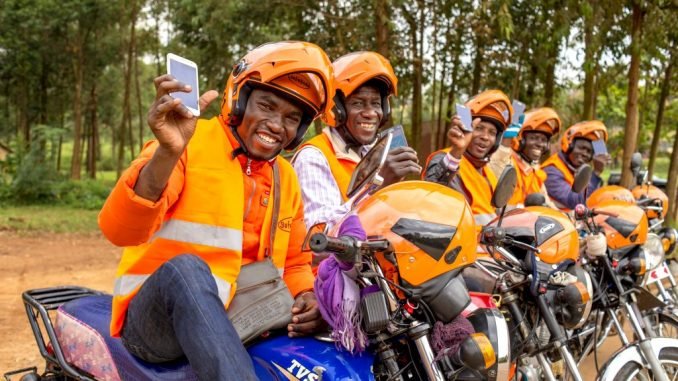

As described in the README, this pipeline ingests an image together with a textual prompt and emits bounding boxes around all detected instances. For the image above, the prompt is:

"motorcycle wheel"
[614,347,678,380]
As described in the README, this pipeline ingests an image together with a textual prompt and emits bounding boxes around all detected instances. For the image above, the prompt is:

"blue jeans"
[121,254,258,381]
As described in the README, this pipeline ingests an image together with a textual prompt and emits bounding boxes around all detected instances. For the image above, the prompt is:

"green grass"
[0,205,100,234]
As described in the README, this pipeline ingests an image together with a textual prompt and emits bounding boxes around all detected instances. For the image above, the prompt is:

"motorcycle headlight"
[643,233,665,270]
[660,227,677,258]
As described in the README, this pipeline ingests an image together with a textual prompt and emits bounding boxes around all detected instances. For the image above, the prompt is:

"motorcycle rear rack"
[22,286,105,381]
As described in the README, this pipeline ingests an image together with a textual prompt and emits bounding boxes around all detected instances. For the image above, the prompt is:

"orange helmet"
[592,200,648,251]
[488,206,580,264]
[586,185,636,208]
[221,41,333,150]
[511,107,561,152]
[632,184,669,220]
[560,120,608,153]
[323,51,398,128]
[465,90,513,156]
[352,180,476,321]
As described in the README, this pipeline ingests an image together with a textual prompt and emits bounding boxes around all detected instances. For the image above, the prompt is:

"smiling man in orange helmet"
[292,51,421,228]
[98,42,333,380]
[424,90,513,226]
[487,107,560,208]
[541,120,610,211]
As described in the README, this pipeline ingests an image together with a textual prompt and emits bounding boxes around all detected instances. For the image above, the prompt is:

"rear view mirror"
[572,164,593,193]
[491,165,517,209]
[346,132,392,199]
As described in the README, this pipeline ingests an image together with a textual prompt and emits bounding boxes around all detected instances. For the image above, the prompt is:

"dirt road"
[1,231,120,374]
[0,231,628,380]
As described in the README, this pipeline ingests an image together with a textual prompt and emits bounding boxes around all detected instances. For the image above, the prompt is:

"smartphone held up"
[167,53,200,117]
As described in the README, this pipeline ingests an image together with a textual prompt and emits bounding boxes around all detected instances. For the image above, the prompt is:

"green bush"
[53,180,112,210]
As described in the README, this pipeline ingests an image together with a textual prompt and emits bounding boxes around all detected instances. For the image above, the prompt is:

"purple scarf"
[314,214,367,353]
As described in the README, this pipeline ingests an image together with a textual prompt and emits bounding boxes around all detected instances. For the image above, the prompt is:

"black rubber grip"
[309,233,357,263]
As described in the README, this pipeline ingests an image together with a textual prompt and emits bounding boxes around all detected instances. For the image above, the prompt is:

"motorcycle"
[574,184,678,381]
[473,165,594,381]
[5,131,509,381]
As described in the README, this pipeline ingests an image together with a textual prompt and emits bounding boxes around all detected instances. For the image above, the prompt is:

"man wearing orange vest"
[292,52,420,228]
[487,107,561,208]
[423,90,513,226]
[541,121,609,211]
[98,42,333,380]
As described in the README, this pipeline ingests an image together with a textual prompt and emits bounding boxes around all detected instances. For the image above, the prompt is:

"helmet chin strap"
[336,124,374,152]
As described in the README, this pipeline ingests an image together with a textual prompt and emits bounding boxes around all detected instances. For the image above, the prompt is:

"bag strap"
[267,161,281,258]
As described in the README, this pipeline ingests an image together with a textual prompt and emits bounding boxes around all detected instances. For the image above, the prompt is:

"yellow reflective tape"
[154,219,243,251]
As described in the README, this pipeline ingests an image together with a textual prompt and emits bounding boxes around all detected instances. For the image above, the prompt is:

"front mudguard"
[597,337,678,381]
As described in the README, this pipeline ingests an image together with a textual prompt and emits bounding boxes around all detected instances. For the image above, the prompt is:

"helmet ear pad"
[332,91,347,127]
[227,82,253,128]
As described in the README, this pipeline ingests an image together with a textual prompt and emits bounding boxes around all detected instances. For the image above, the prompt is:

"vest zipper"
[244,159,255,217]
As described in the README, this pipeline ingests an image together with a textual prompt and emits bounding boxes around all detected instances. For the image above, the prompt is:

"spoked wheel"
[615,347,678,381]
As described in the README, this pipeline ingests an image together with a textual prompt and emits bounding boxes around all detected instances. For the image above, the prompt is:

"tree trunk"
[471,33,484,95]
[582,3,596,120]
[87,83,98,179]
[667,132,678,223]
[70,28,84,180]
[648,49,674,180]
[135,43,144,152]
[544,40,559,107]
[374,0,390,58]
[620,1,644,189]
[116,0,137,177]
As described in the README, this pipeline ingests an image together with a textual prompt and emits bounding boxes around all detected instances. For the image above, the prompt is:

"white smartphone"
[456,104,473,132]
[167,53,200,116]
[512,100,526,124]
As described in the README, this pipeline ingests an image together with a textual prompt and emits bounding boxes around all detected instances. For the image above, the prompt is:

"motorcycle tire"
[614,347,678,380]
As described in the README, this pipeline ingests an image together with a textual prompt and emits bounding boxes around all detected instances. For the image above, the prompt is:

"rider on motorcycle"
[292,51,420,228]
[98,42,332,380]
[423,89,513,225]
[487,107,561,208]
[541,120,610,211]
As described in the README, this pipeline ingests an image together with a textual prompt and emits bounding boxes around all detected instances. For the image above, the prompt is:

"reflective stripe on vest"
[153,219,243,251]
[114,273,233,304]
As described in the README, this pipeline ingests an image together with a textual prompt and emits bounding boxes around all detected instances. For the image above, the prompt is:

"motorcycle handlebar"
[574,204,618,220]
[308,233,390,263]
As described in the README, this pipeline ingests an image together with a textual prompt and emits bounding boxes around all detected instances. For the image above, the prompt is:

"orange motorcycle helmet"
[632,184,669,220]
[511,107,561,152]
[487,206,579,264]
[323,51,398,128]
[466,90,514,157]
[353,180,476,287]
[560,120,608,153]
[220,41,334,150]
[586,186,636,208]
[592,200,649,251]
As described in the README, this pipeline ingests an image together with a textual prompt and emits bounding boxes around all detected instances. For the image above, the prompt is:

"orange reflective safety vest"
[508,152,548,207]
[541,153,574,211]
[458,156,498,226]
[102,117,305,337]
[297,128,358,201]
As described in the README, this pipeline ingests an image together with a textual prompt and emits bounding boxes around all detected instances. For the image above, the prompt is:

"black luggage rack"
[19,286,105,381]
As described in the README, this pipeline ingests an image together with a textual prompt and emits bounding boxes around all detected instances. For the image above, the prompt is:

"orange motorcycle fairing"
[487,206,580,264]
[632,184,669,220]
[591,200,649,251]
[586,185,636,208]
[354,180,477,288]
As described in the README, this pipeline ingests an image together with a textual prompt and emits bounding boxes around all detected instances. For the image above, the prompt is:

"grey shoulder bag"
[227,162,295,345]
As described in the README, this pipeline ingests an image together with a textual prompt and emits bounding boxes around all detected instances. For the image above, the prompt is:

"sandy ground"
[0,230,647,380]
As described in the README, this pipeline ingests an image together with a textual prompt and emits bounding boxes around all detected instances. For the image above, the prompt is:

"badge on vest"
[278,217,292,232]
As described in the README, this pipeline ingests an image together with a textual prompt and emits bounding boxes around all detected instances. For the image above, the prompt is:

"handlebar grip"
[308,233,358,263]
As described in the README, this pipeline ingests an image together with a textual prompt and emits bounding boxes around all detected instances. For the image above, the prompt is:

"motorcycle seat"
[55,294,197,381]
